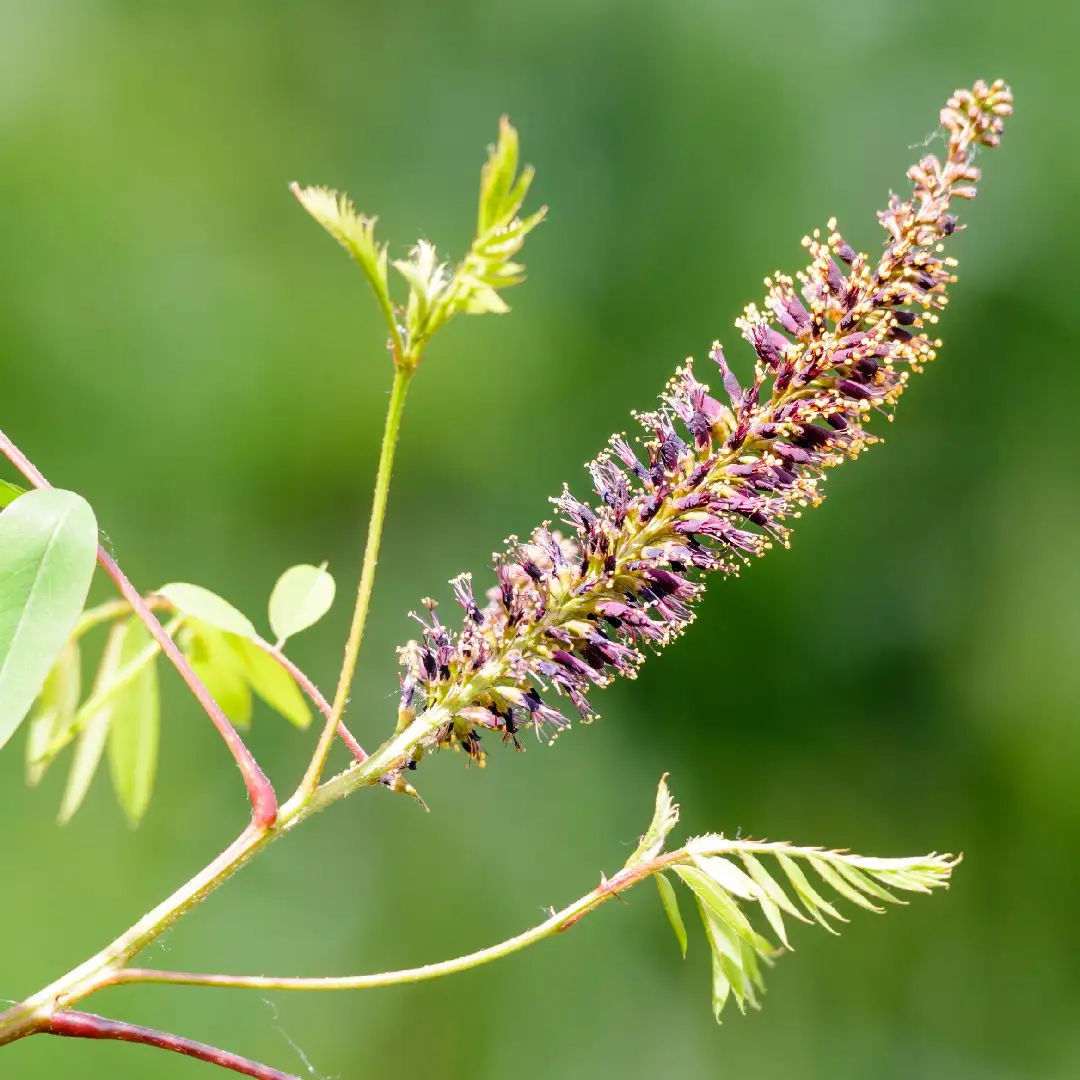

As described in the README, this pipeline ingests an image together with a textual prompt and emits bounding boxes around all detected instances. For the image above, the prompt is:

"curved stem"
[0,429,278,829]
[251,635,367,763]
[0,704,450,1049]
[106,851,684,994]
[73,596,165,638]
[99,548,278,827]
[294,363,413,800]
[43,1011,299,1080]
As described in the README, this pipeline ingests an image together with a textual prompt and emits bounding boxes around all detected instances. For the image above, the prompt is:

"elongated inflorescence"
[396,80,1012,765]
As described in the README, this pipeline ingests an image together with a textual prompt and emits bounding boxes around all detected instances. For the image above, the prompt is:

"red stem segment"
[252,635,367,763]
[0,429,278,828]
[43,1011,300,1080]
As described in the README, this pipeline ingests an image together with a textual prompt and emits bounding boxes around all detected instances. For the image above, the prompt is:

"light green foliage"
[157,582,258,639]
[268,563,336,645]
[16,570,317,822]
[229,636,310,729]
[674,840,956,1019]
[0,480,26,508]
[25,619,170,823]
[25,640,81,787]
[288,183,396,341]
[295,116,543,368]
[392,241,453,355]
[57,624,126,823]
[655,873,688,958]
[632,779,956,1021]
[625,772,679,867]
[0,489,98,753]
[459,115,547,313]
[32,620,172,771]
[180,620,254,727]
[390,117,545,355]
[107,618,160,826]
[179,618,311,730]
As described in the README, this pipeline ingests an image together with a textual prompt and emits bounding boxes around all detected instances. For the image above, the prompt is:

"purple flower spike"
[397,80,1011,768]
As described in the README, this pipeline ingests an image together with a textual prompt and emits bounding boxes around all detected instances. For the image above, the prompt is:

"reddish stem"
[43,1010,299,1080]
[252,635,367,763]
[0,429,278,828]
[334,722,368,763]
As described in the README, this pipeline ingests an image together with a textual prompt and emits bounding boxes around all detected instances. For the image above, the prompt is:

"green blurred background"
[0,2,1074,1077]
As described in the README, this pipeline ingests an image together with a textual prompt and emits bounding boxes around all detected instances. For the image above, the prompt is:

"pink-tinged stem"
[43,1011,300,1080]
[0,429,278,828]
[251,635,367,762]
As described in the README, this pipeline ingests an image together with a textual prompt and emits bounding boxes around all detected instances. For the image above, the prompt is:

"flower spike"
[397,80,1012,765]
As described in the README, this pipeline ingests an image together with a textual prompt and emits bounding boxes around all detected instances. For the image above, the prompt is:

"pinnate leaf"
[0,489,98,753]
[668,829,957,1021]
[268,563,335,644]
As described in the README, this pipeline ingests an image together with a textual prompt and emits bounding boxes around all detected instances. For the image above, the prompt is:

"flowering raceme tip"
[396,80,1012,766]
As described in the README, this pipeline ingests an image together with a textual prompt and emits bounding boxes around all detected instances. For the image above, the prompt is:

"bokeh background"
[0,2,1074,1078]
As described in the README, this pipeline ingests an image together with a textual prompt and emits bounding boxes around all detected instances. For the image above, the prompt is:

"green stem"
[0,704,449,1049]
[292,362,414,803]
[0,356,428,1050]
[72,599,139,638]
[101,851,686,994]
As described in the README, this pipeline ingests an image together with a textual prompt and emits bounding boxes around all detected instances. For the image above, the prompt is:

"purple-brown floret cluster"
[396,80,1012,766]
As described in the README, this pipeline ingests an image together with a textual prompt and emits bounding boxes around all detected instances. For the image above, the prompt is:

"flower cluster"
[397,80,1012,765]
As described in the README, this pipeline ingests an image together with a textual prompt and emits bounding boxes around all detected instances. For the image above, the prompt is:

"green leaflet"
[696,897,756,1018]
[290,185,391,315]
[0,479,27,508]
[268,563,335,645]
[107,618,160,825]
[738,852,810,926]
[228,635,310,729]
[25,640,81,787]
[655,873,687,958]
[0,489,98,753]
[691,855,762,901]
[626,774,679,868]
[58,622,126,823]
[180,619,310,730]
[157,582,257,639]
[807,853,886,913]
[181,622,252,727]
[774,852,846,932]
[35,620,171,765]
[674,865,759,946]
[829,859,902,905]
